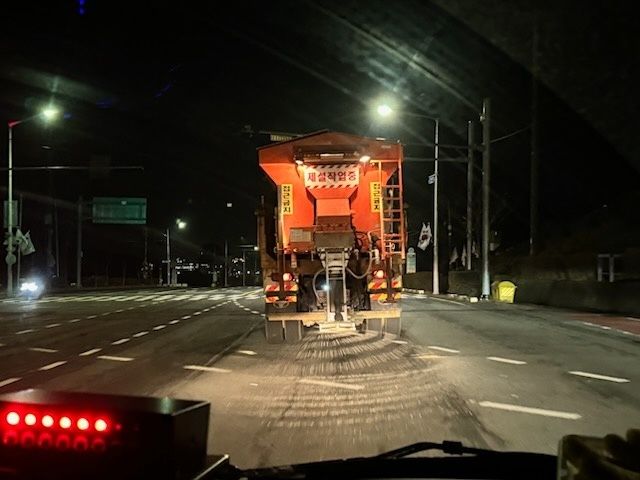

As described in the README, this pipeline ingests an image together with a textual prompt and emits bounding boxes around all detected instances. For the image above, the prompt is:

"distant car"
[18,277,45,299]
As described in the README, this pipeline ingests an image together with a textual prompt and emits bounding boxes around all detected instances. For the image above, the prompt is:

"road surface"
[0,287,638,468]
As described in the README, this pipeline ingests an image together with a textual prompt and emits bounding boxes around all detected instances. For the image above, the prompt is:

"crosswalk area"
[2,288,263,305]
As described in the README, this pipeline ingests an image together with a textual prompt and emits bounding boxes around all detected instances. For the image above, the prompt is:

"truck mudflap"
[367,275,402,303]
[264,281,298,304]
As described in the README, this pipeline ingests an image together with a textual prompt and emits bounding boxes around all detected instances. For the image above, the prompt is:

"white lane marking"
[582,321,596,327]
[183,365,231,373]
[413,353,444,360]
[427,345,460,354]
[168,320,179,325]
[568,371,630,383]
[111,338,130,345]
[115,309,124,313]
[39,361,67,371]
[98,355,134,362]
[236,350,257,356]
[428,296,468,307]
[86,315,97,319]
[478,401,581,420]
[0,377,21,388]
[29,347,58,353]
[626,317,640,322]
[126,306,135,310]
[392,340,408,345]
[45,323,61,328]
[181,315,191,319]
[100,312,110,316]
[298,378,364,391]
[153,325,166,330]
[487,356,527,365]
[132,331,149,337]
[193,311,202,316]
[79,348,102,356]
[69,318,81,323]
[16,329,35,335]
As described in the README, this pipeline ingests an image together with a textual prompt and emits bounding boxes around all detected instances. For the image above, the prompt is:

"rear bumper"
[266,308,401,325]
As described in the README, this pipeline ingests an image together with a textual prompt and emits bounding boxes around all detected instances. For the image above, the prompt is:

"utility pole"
[16,194,23,284]
[165,228,171,286]
[530,9,540,256]
[481,98,491,298]
[242,249,246,287]
[432,119,440,295]
[466,121,474,270]
[6,124,15,296]
[224,240,229,287]
[76,197,83,288]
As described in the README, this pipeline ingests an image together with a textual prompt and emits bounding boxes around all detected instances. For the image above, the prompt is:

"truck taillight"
[373,269,385,279]
[282,272,294,282]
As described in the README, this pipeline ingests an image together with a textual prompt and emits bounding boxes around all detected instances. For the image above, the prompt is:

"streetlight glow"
[376,104,393,117]
[176,219,187,230]
[41,107,60,121]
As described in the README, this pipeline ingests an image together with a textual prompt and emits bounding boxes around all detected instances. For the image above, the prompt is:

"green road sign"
[92,197,147,225]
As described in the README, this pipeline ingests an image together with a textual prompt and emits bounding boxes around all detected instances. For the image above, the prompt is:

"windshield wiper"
[376,440,497,459]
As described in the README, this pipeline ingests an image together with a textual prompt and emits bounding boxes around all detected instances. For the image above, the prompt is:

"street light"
[165,219,187,286]
[376,104,441,295]
[6,106,60,296]
[377,104,393,117]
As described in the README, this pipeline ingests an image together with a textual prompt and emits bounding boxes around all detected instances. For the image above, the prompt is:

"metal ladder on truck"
[376,159,406,264]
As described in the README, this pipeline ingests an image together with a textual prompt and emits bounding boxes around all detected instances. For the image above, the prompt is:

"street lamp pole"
[6,108,59,295]
[165,227,171,286]
[6,123,16,296]
[432,119,440,295]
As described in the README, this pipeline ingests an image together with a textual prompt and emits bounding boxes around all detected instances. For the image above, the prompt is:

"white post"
[432,119,440,295]
[481,98,491,298]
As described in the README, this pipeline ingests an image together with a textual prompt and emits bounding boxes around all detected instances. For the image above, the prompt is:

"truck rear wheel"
[265,319,284,343]
[284,320,303,342]
[385,318,402,336]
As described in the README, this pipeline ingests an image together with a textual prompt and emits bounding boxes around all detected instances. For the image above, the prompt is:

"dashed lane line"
[392,340,408,345]
[86,315,97,319]
[181,315,191,319]
[111,338,130,345]
[236,350,257,356]
[69,319,81,323]
[568,371,630,383]
[168,320,179,325]
[79,348,102,357]
[478,401,581,420]
[183,365,231,373]
[29,347,58,353]
[298,378,365,391]
[0,378,21,388]
[45,323,61,328]
[153,325,166,330]
[487,356,527,365]
[16,329,35,335]
[97,355,134,362]
[427,345,460,354]
[132,331,149,337]
[39,361,67,371]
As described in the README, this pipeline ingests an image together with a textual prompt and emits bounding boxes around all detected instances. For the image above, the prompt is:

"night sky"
[1,1,638,281]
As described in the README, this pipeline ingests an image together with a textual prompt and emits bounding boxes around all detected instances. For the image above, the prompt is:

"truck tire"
[265,319,284,343]
[284,321,303,343]
[366,318,383,336]
[385,318,402,336]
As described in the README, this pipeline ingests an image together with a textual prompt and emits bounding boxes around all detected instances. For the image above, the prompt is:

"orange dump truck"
[257,131,406,343]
